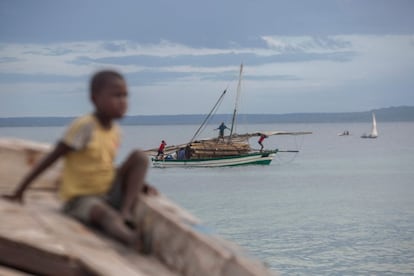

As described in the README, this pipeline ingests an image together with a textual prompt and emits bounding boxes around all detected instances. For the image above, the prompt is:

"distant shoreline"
[1,106,413,127]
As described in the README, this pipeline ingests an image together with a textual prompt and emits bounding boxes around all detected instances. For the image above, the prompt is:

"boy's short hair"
[90,70,124,97]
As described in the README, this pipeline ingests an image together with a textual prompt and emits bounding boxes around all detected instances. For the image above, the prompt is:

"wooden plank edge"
[0,236,100,276]
[137,196,274,276]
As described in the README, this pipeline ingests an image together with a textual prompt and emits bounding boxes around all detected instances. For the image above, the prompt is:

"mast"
[229,63,243,141]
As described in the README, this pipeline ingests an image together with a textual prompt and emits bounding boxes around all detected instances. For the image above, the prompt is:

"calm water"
[1,122,414,275]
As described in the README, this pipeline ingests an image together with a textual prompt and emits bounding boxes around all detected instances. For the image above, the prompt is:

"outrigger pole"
[190,89,227,143]
[229,63,243,142]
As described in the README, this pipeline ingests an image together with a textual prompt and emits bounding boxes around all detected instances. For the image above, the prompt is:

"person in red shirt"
[258,134,268,152]
[157,140,167,159]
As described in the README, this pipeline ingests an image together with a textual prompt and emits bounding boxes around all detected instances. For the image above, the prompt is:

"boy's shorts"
[62,175,123,224]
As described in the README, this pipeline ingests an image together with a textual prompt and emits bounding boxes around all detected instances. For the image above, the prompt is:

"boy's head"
[90,70,128,119]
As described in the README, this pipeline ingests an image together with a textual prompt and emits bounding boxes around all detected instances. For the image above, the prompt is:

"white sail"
[371,112,378,137]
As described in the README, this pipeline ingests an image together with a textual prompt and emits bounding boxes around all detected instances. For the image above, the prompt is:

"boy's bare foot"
[121,210,136,229]
[132,233,146,253]
[142,184,158,196]
[124,218,136,230]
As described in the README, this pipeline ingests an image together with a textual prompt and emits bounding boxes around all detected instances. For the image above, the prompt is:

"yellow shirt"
[60,114,121,201]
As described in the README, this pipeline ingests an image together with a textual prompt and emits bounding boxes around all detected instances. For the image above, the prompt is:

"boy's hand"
[142,184,158,196]
[1,192,24,204]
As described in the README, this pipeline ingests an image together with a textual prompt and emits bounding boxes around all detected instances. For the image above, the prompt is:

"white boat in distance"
[338,130,350,136]
[361,112,378,139]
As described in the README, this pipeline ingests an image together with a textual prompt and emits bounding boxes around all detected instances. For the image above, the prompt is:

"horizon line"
[0,105,412,119]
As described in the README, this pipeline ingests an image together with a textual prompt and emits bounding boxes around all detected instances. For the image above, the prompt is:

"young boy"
[2,70,155,250]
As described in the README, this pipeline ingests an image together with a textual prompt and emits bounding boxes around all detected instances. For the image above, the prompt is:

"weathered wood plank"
[135,196,275,276]
[0,139,61,194]
[0,265,35,276]
[0,198,178,276]
[0,236,95,276]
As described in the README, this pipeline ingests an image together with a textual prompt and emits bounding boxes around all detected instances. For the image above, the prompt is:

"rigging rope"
[190,88,228,142]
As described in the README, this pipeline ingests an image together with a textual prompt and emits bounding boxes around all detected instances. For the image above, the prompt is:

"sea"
[1,122,414,275]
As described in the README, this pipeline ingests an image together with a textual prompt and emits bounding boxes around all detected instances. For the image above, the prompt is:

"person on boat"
[185,144,192,160]
[258,133,268,152]
[157,140,167,159]
[2,70,157,252]
[177,147,186,160]
[216,122,229,140]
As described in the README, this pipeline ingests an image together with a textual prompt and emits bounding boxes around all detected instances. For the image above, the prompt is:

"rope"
[190,87,228,142]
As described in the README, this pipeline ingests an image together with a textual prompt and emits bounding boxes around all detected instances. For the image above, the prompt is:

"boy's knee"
[90,202,118,225]
[130,150,149,168]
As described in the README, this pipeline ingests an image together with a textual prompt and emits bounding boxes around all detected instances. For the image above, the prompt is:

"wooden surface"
[0,193,178,276]
[0,139,61,194]
[0,265,35,276]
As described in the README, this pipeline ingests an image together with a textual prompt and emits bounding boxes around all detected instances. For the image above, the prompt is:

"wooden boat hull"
[152,151,277,168]
[361,135,377,139]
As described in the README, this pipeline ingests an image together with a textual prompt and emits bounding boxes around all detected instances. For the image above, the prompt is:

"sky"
[1,0,414,117]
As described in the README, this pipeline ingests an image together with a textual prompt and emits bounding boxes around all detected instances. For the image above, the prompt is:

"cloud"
[73,51,356,69]
[261,35,353,53]
[0,57,21,63]
[0,35,360,80]
[0,35,413,116]
[0,73,83,84]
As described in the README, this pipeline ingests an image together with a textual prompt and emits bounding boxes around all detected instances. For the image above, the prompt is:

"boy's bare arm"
[2,142,73,204]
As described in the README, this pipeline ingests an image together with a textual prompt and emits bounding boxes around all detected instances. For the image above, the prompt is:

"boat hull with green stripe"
[151,150,278,168]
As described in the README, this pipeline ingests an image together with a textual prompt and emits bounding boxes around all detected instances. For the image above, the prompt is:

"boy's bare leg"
[118,150,148,221]
[90,204,140,249]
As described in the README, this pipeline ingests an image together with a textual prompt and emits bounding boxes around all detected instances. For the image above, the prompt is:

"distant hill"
[1,106,414,127]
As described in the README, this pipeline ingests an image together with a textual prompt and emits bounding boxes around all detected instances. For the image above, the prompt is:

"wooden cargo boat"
[147,64,311,168]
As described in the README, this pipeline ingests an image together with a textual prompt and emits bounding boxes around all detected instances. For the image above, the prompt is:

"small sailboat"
[361,112,378,139]
[147,64,312,168]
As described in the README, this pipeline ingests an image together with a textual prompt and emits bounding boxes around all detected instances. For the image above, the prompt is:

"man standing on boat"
[216,122,229,140]
[157,140,167,159]
[258,133,268,152]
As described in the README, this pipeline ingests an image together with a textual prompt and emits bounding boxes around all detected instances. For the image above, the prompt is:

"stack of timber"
[0,138,276,276]
[189,139,251,159]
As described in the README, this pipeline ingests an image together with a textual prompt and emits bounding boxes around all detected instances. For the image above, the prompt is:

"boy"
[2,70,155,250]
